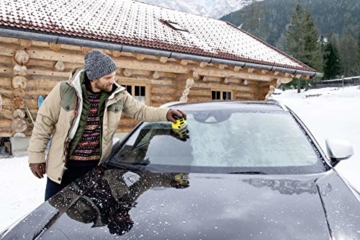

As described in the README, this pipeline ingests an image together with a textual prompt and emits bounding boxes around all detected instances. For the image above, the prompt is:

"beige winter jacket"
[28,68,169,184]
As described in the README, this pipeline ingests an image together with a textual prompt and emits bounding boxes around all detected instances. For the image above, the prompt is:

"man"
[28,50,186,200]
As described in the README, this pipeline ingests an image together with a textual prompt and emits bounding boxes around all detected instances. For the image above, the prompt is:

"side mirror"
[325,139,354,166]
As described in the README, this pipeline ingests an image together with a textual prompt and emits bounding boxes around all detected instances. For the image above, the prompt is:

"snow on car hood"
[2,168,360,240]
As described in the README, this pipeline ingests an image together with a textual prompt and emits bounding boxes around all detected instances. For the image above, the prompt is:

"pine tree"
[323,33,341,80]
[278,3,323,92]
[339,32,358,77]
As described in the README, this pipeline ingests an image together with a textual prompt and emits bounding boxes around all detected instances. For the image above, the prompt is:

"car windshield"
[107,106,327,174]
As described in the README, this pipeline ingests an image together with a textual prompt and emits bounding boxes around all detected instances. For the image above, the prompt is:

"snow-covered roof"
[0,0,314,72]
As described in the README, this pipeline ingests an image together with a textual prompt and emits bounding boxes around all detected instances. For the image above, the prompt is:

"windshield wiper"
[229,171,267,175]
[112,162,146,171]
[110,161,161,172]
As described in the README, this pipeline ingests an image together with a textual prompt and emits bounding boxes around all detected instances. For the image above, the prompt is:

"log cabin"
[0,0,322,144]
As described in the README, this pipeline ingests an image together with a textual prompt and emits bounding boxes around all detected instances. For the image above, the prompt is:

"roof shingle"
[0,0,314,72]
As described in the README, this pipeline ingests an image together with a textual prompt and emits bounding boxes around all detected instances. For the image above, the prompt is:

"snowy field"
[0,86,359,232]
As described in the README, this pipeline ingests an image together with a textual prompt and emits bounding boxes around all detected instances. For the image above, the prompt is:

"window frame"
[211,89,233,101]
[118,78,150,104]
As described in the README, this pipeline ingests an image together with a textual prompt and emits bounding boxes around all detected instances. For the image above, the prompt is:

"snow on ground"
[273,86,360,189]
[0,86,359,232]
[0,156,46,231]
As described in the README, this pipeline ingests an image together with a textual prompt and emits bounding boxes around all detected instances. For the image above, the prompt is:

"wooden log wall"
[0,36,296,136]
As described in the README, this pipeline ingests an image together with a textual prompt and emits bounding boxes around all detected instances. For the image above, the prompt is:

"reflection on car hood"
[2,168,360,240]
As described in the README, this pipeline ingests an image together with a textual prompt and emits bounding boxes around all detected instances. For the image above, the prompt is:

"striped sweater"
[68,90,101,165]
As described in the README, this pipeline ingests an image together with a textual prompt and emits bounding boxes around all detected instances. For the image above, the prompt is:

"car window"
[109,108,327,174]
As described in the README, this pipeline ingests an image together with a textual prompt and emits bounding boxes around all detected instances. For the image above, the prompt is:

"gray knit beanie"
[84,50,117,80]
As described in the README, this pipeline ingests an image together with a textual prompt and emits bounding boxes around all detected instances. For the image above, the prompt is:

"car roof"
[161,100,288,112]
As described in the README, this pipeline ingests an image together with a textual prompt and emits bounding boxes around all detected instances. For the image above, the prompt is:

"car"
[1,100,359,240]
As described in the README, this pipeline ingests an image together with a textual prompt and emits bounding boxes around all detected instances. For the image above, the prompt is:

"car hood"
[2,168,360,240]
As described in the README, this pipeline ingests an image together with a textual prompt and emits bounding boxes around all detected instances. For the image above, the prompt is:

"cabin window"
[124,85,147,104]
[211,90,232,100]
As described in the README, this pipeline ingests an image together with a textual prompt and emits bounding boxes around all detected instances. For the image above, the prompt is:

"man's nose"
[109,77,115,84]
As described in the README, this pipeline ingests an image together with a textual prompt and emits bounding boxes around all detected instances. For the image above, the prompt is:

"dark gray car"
[1,100,358,240]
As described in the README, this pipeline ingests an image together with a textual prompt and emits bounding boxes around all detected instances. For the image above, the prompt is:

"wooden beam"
[13,132,27,137]
[123,69,132,77]
[13,109,25,119]
[27,89,56,96]
[185,70,200,81]
[199,62,207,68]
[192,70,199,79]
[259,79,276,87]
[273,71,280,76]
[261,70,268,74]
[13,88,25,98]
[159,57,168,63]
[11,118,28,133]
[81,46,92,54]
[13,64,27,75]
[18,39,32,48]
[195,82,259,93]
[12,76,27,89]
[25,45,84,63]
[187,88,211,96]
[136,54,146,61]
[219,64,227,70]
[111,50,121,58]
[196,68,274,82]
[202,76,208,81]
[54,61,65,71]
[187,96,212,102]
[0,118,12,127]
[150,79,174,85]
[150,95,176,103]
[235,92,256,100]
[152,71,160,79]
[233,66,242,72]
[13,97,26,109]
[285,73,294,78]
[0,77,12,88]
[180,60,188,66]
[276,77,293,84]
[14,50,30,66]
[26,68,70,78]
[151,86,177,94]
[26,78,60,89]
[0,41,302,89]
[49,43,62,52]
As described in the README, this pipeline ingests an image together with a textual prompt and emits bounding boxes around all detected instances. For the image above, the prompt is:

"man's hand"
[29,163,46,179]
[166,109,187,123]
